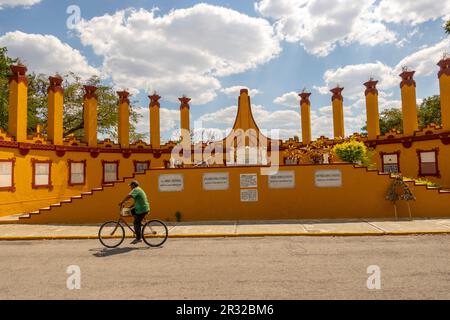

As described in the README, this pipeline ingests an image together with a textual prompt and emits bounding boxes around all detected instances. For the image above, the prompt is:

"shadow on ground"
[90,245,163,257]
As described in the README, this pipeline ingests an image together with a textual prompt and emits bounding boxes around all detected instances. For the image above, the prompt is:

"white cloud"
[221,86,261,98]
[394,38,450,76]
[0,0,41,9]
[374,0,450,25]
[0,31,99,78]
[134,106,180,143]
[196,104,301,139]
[313,61,397,99]
[273,91,299,108]
[255,0,396,56]
[309,39,450,137]
[313,38,450,102]
[76,4,281,104]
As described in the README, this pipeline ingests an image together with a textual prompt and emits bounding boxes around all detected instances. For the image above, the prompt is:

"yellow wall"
[47,90,64,145]
[332,98,345,138]
[83,96,98,147]
[365,92,380,140]
[0,148,170,216]
[440,73,450,131]
[118,99,130,148]
[8,81,27,142]
[300,101,312,144]
[401,84,418,135]
[372,139,450,187]
[150,106,160,149]
[13,163,450,224]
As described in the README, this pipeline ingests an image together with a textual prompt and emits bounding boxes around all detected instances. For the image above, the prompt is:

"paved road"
[0,236,449,299]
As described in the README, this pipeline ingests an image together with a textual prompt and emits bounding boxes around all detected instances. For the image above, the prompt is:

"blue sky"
[0,0,449,142]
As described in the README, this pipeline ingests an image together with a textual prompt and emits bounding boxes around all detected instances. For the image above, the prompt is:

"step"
[0,213,26,222]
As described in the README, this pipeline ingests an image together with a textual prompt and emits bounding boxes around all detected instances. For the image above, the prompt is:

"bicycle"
[98,205,168,248]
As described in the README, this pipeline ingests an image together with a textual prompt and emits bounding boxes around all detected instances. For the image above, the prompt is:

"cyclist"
[118,180,150,244]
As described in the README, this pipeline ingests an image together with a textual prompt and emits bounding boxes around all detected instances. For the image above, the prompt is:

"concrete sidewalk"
[0,218,450,240]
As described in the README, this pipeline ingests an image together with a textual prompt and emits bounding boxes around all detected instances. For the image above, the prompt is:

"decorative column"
[8,65,28,142]
[83,85,98,147]
[117,91,130,148]
[47,76,64,145]
[400,70,418,135]
[438,58,450,131]
[149,94,161,149]
[299,91,312,144]
[330,86,345,139]
[364,79,380,140]
[179,96,191,145]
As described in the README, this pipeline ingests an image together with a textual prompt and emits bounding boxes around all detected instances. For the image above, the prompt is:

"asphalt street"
[0,235,449,299]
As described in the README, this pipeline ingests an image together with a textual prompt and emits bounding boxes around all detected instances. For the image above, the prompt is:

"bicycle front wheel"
[98,221,125,248]
[142,220,168,247]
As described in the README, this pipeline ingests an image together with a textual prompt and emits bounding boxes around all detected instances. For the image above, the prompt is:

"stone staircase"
[0,168,149,224]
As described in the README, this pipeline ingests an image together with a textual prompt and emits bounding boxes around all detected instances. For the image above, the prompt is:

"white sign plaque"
[158,174,184,192]
[240,189,258,202]
[268,171,295,189]
[203,172,229,190]
[315,170,342,187]
[240,173,257,188]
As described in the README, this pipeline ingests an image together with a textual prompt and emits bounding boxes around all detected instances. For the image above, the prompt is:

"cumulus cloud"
[221,86,261,98]
[134,106,180,143]
[273,91,299,108]
[196,104,301,140]
[0,31,99,78]
[313,61,398,99]
[308,38,449,137]
[0,0,41,9]
[76,4,281,104]
[394,38,450,76]
[374,0,450,25]
[255,0,396,56]
[313,38,450,99]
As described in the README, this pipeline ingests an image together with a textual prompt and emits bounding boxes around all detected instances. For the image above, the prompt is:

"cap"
[129,180,139,187]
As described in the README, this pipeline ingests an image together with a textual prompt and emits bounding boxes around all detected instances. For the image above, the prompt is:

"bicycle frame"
[109,216,148,236]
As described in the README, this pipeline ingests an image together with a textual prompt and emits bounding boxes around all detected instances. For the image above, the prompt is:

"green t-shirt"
[129,187,150,215]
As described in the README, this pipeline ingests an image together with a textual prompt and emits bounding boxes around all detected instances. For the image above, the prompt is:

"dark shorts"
[131,208,149,216]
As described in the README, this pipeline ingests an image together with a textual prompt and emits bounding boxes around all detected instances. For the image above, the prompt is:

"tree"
[418,95,441,128]
[362,108,403,135]
[0,46,146,142]
[362,95,442,135]
[445,20,450,35]
[0,47,19,131]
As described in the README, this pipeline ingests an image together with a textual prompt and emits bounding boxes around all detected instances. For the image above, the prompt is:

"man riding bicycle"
[118,180,150,244]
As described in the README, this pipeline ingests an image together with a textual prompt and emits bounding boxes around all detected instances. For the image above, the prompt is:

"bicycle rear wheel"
[142,220,168,247]
[98,221,125,248]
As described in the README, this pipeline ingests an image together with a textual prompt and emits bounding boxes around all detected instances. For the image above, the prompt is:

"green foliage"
[445,20,450,35]
[379,108,403,134]
[362,108,403,135]
[418,95,441,128]
[362,96,442,134]
[0,46,146,142]
[0,47,19,131]
[333,140,368,164]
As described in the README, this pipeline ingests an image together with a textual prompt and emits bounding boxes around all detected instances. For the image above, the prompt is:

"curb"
[0,231,449,241]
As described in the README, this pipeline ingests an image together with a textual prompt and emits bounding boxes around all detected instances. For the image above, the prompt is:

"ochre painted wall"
[12,163,450,225]
[0,148,170,216]
[372,139,450,187]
